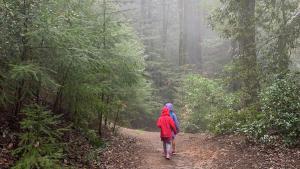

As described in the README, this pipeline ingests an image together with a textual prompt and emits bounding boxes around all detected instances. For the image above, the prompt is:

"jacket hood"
[160,106,170,116]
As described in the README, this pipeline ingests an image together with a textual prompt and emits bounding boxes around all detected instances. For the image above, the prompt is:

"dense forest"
[0,0,299,168]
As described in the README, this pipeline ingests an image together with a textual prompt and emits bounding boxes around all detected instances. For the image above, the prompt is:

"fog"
[118,0,230,75]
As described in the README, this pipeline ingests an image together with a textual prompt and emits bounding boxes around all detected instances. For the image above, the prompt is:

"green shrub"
[183,113,209,133]
[83,129,105,148]
[13,104,65,169]
[182,74,235,132]
[208,106,262,134]
[182,73,300,146]
[260,72,300,145]
[182,75,222,132]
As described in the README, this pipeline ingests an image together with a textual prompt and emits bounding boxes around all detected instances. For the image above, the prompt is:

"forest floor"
[1,125,299,168]
[121,128,300,169]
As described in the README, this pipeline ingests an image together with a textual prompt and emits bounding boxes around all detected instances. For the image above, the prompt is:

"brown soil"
[1,126,299,169]
[121,128,300,169]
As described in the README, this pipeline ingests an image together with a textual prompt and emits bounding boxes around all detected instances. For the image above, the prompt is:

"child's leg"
[163,141,167,156]
[172,139,176,153]
[165,141,172,159]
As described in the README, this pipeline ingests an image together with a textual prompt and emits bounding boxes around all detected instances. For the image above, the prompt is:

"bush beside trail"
[181,73,300,147]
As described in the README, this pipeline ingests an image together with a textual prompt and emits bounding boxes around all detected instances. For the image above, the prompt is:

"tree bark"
[113,108,119,133]
[275,9,300,72]
[237,0,259,106]
[178,0,186,66]
[104,95,109,127]
[273,0,289,73]
[161,0,168,58]
[179,0,202,68]
[14,0,30,116]
[98,93,105,137]
[140,0,146,35]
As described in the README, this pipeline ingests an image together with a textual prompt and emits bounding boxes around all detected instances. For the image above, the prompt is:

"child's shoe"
[166,153,170,160]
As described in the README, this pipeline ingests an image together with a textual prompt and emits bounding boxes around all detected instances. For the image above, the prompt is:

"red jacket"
[157,106,177,139]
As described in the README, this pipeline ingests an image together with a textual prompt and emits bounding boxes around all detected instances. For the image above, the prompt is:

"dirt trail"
[121,128,220,169]
[121,128,300,169]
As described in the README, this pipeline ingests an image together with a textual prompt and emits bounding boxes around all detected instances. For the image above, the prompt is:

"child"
[165,103,180,154]
[157,106,177,159]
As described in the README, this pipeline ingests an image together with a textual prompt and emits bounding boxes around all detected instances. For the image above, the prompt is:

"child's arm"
[173,114,180,133]
[169,118,177,134]
[156,118,162,128]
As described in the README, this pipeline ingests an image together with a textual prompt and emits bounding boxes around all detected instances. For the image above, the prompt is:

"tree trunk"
[237,0,259,106]
[178,0,186,66]
[113,108,119,133]
[14,81,24,116]
[104,95,109,127]
[98,111,103,136]
[195,0,203,70]
[98,93,105,137]
[52,60,73,114]
[184,0,202,69]
[179,0,202,67]
[274,4,300,73]
[229,40,241,92]
[14,0,30,116]
[140,0,146,35]
[161,0,168,58]
[103,0,107,49]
